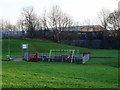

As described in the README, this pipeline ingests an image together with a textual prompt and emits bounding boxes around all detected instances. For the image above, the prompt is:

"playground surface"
[13,58,25,62]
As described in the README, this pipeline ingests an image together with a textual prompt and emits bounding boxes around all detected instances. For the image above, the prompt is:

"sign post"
[22,44,28,49]
[22,44,28,60]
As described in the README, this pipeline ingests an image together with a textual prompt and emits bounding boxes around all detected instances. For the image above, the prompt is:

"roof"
[79,25,103,29]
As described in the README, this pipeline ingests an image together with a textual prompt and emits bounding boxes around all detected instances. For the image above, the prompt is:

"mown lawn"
[2,61,118,88]
[1,39,119,88]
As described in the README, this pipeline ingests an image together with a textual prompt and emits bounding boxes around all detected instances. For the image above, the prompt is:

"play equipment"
[38,53,49,62]
[48,49,75,63]
[82,52,91,64]
[23,52,29,61]
[23,52,38,62]
[23,49,91,64]
[29,52,38,62]
[82,54,90,64]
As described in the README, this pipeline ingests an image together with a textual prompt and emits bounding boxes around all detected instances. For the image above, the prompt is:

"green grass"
[2,39,119,88]
[2,62,118,88]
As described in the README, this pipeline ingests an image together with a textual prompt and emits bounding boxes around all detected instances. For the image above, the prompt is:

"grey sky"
[0,0,119,24]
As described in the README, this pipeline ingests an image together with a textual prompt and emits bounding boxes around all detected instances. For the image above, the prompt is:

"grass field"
[1,39,119,88]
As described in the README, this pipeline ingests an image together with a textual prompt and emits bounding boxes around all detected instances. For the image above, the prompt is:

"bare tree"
[5,22,13,32]
[0,20,17,38]
[48,5,73,42]
[98,9,119,49]
[34,10,49,39]
[98,9,110,30]
[0,20,11,32]
[41,9,49,30]
[48,5,63,42]
[61,13,73,31]
[21,6,38,38]
[0,19,4,31]
[106,10,119,46]
[16,19,25,32]
[107,10,120,30]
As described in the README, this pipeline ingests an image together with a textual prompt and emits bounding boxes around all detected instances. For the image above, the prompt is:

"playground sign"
[22,44,28,49]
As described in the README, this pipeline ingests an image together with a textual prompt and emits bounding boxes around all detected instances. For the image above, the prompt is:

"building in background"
[79,25,104,32]
[2,31,26,38]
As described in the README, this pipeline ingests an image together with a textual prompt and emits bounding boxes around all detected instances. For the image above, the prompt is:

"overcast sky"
[0,0,119,25]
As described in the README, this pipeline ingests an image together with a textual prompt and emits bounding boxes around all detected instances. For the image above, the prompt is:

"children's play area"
[6,43,91,64]
[23,49,91,64]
